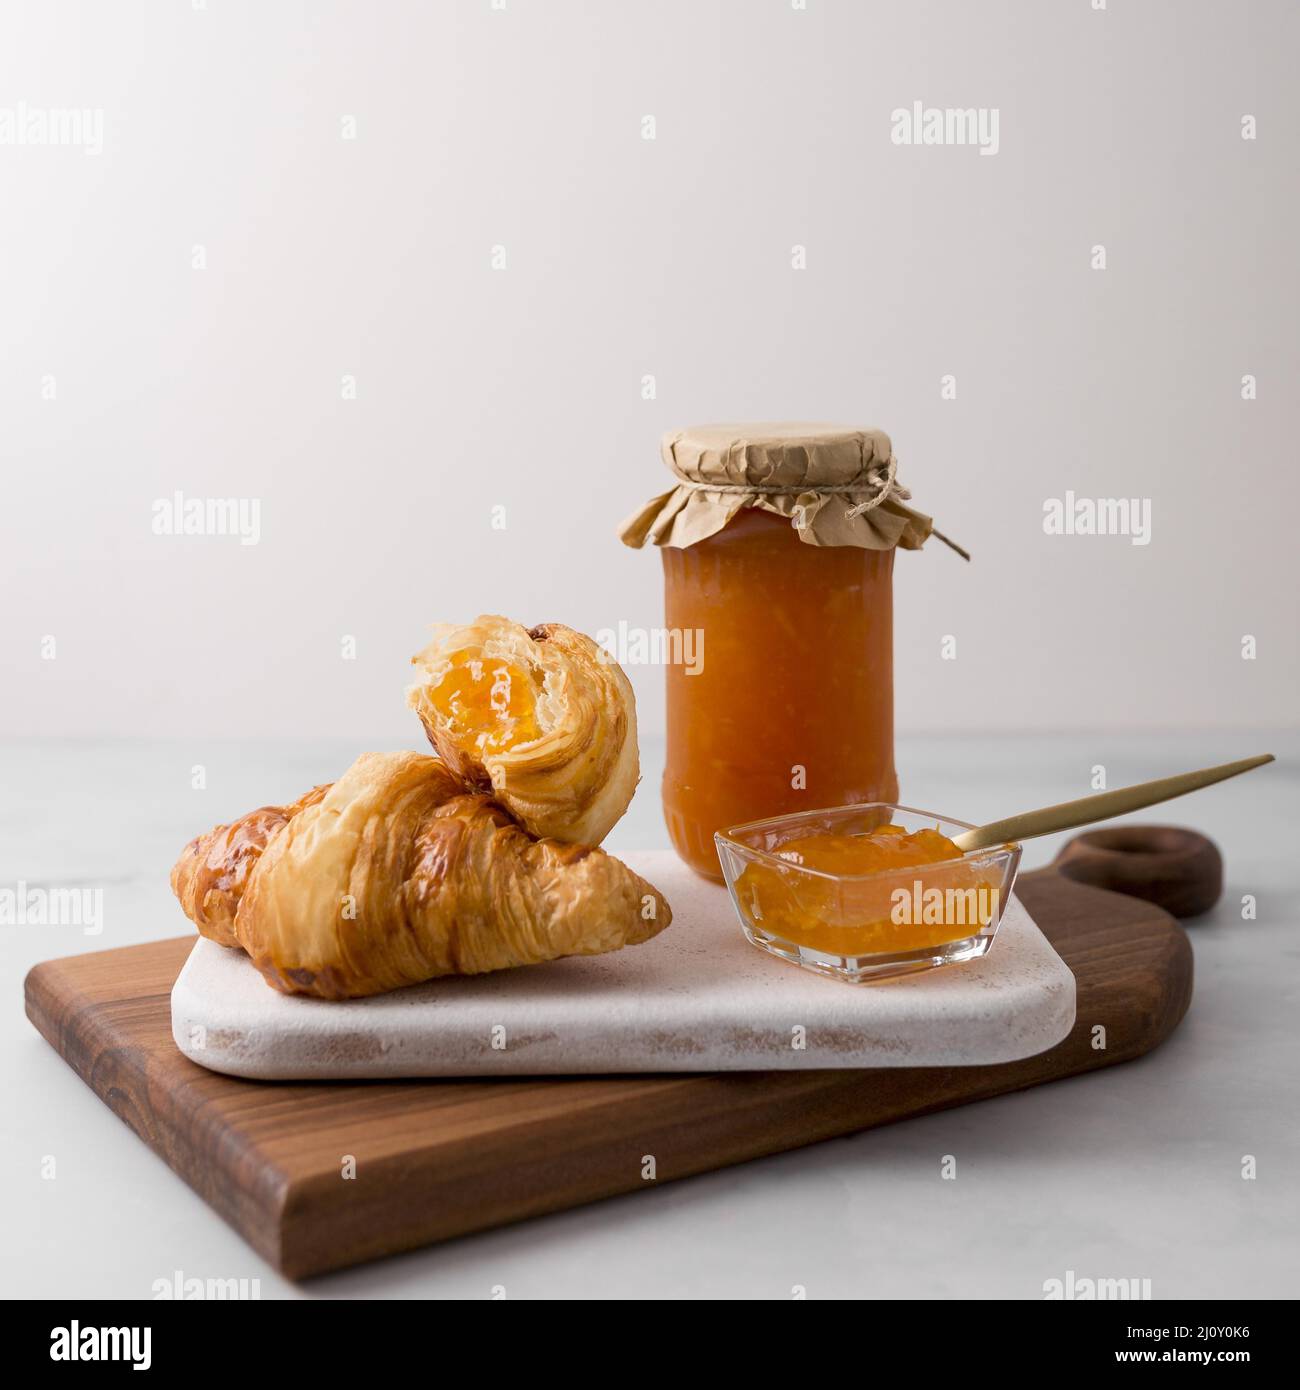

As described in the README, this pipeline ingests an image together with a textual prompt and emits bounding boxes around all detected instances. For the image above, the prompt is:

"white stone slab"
[170,851,1075,1079]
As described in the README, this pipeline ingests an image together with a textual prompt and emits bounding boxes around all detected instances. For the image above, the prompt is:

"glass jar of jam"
[660,508,898,877]
[621,423,957,881]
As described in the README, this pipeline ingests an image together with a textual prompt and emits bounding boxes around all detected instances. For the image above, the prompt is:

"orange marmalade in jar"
[621,423,960,881]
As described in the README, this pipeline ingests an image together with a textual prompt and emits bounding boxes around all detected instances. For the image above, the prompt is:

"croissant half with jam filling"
[171,751,670,999]
[407,615,639,846]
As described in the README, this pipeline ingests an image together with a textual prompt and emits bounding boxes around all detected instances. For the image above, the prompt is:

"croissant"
[407,615,638,845]
[170,751,670,999]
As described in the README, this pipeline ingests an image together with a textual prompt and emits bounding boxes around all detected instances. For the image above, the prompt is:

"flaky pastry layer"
[407,615,639,846]
[171,751,669,998]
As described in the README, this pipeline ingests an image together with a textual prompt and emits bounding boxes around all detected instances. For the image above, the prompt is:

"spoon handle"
[950,754,1275,854]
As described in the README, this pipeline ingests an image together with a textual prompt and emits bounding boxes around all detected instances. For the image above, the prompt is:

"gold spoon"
[950,754,1276,854]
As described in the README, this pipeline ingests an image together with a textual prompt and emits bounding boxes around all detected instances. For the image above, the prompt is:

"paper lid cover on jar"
[619,421,966,556]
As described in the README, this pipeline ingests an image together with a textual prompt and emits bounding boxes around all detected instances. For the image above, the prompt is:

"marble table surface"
[2,731,1296,1299]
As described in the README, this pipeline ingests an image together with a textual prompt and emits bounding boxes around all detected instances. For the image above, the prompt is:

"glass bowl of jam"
[715,804,1022,984]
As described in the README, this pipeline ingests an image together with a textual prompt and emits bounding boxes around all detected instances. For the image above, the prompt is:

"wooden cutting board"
[24,826,1202,1280]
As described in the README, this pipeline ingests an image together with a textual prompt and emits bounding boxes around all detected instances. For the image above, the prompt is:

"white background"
[2,0,1297,742]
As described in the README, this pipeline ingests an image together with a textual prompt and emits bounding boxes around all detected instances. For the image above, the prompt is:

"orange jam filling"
[735,824,1001,956]
[774,824,961,874]
[429,651,542,755]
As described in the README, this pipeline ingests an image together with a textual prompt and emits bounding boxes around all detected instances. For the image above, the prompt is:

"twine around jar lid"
[618,422,968,557]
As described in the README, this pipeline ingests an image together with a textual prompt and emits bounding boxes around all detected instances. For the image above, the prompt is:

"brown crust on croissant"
[170,751,670,999]
[169,783,330,948]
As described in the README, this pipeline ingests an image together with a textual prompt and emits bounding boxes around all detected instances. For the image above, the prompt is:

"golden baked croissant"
[407,615,638,845]
[170,751,670,999]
